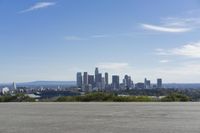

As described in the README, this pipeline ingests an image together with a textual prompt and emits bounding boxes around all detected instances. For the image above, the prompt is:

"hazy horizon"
[1,0,200,83]
[2,80,200,85]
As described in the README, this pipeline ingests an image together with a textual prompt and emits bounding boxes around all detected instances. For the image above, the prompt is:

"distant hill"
[1,81,200,89]
[0,81,76,88]
[163,83,200,89]
[17,81,76,86]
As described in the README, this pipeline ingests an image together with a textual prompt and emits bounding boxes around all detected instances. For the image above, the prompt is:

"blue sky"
[1,0,200,83]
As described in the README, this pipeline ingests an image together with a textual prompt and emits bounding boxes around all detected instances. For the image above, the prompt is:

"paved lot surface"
[0,102,200,133]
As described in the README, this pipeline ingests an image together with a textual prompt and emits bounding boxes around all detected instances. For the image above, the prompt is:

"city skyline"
[76,67,163,91]
[1,0,200,83]
[76,67,162,84]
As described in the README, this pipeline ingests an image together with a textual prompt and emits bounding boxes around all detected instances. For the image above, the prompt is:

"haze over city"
[1,0,200,83]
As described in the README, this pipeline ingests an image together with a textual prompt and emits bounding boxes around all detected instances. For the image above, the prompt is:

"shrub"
[161,93,190,102]
[0,94,35,102]
[55,92,154,102]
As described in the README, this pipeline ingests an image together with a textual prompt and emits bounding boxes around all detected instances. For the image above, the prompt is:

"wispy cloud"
[90,34,110,38]
[64,36,86,41]
[155,48,169,55]
[64,34,110,41]
[141,24,191,33]
[162,17,200,28]
[156,41,200,58]
[19,2,56,13]
[141,11,200,33]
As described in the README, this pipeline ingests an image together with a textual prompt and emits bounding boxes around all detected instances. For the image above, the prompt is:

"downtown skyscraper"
[112,75,120,90]
[76,72,82,88]
[157,78,162,88]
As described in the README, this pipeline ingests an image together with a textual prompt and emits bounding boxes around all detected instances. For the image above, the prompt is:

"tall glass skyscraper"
[112,75,119,90]
[105,72,109,85]
[157,78,162,88]
[95,67,99,86]
[76,72,82,88]
[83,72,88,85]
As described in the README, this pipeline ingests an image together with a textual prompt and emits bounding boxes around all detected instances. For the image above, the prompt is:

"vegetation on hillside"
[0,92,191,102]
[55,92,155,102]
[55,92,191,102]
[118,88,198,101]
[0,94,35,102]
[161,93,190,102]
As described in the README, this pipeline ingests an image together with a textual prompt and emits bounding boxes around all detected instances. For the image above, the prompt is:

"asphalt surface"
[0,102,200,133]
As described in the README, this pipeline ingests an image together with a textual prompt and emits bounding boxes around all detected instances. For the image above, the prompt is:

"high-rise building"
[146,80,151,89]
[128,76,133,89]
[95,67,99,85]
[135,82,145,89]
[95,67,99,75]
[76,72,82,88]
[13,82,17,90]
[157,78,162,88]
[96,73,102,82]
[123,75,133,90]
[88,75,95,88]
[83,72,88,85]
[101,77,105,90]
[124,75,129,89]
[112,75,120,90]
[144,78,151,89]
[96,73,102,89]
[105,72,109,85]
[144,78,147,88]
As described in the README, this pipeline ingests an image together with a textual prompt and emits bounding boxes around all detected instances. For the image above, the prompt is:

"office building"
[101,77,105,90]
[13,82,17,90]
[123,75,133,89]
[96,73,102,89]
[144,78,147,88]
[95,67,99,86]
[83,72,88,85]
[157,78,162,88]
[146,80,151,89]
[144,78,151,89]
[135,82,145,89]
[76,72,82,88]
[112,75,120,90]
[105,72,109,85]
[88,75,95,88]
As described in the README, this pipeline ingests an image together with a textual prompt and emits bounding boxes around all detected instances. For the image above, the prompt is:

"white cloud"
[171,42,200,58]
[19,2,56,13]
[156,42,200,58]
[97,62,130,70]
[141,24,191,33]
[159,60,170,63]
[154,41,200,82]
